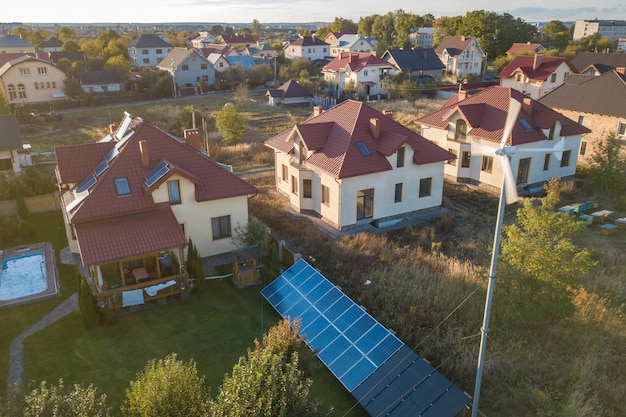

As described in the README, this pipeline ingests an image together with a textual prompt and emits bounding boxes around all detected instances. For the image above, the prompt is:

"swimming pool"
[0,242,59,308]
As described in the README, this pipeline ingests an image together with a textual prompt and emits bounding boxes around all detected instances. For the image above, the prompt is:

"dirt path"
[7,293,79,393]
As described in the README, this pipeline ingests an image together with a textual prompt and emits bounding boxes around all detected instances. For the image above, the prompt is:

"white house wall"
[151,173,249,258]
[500,62,573,99]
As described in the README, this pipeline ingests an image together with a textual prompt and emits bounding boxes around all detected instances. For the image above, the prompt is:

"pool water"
[0,252,47,301]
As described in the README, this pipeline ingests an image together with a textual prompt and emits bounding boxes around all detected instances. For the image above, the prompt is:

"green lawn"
[1,212,366,416]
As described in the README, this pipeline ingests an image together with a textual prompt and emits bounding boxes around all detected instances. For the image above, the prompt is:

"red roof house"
[56,112,258,311]
[265,100,454,231]
[322,52,397,98]
[497,54,577,99]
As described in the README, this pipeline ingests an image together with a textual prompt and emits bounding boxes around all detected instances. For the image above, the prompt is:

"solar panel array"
[262,259,471,417]
[145,161,170,187]
[76,174,97,193]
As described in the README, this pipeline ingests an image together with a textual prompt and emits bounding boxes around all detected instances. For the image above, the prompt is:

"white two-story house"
[498,54,575,99]
[157,47,216,90]
[284,36,329,61]
[128,34,173,68]
[322,52,397,98]
[329,34,374,57]
[435,36,485,77]
[265,100,454,231]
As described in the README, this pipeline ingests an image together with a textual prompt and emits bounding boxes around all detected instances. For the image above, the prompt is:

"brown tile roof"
[506,43,544,55]
[0,52,49,68]
[416,86,590,146]
[76,205,187,266]
[497,55,574,81]
[55,142,114,184]
[539,70,626,118]
[265,100,453,179]
[322,52,396,74]
[56,115,258,224]
[287,36,329,47]
[435,36,476,57]
[220,34,256,45]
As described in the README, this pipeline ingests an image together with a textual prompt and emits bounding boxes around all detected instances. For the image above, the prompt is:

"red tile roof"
[76,204,187,266]
[55,142,114,184]
[435,36,477,57]
[497,55,573,81]
[220,34,256,45]
[506,43,544,55]
[415,86,590,146]
[322,52,396,74]
[287,36,329,47]
[265,100,453,179]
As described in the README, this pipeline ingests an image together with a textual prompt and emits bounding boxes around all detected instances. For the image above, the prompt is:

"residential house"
[79,70,124,94]
[226,55,256,71]
[573,19,626,41]
[322,52,397,98]
[48,51,88,66]
[0,35,35,53]
[55,112,258,311]
[323,32,347,46]
[207,53,231,72]
[539,70,626,164]
[497,54,575,99]
[0,114,29,174]
[157,47,215,90]
[409,28,442,48]
[619,38,626,53]
[506,42,545,56]
[199,44,240,58]
[380,48,444,81]
[0,55,67,105]
[284,35,329,61]
[128,34,172,68]
[330,34,374,57]
[266,79,313,106]
[190,32,216,49]
[242,43,278,60]
[435,36,485,77]
[218,34,256,47]
[264,100,454,231]
[569,52,626,75]
[39,37,63,53]
[415,86,590,194]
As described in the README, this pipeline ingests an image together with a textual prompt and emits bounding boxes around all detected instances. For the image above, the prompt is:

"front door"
[517,158,531,184]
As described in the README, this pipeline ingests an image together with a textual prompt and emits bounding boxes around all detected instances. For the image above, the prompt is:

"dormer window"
[168,180,181,205]
[548,123,556,140]
[454,119,467,141]
[115,178,131,196]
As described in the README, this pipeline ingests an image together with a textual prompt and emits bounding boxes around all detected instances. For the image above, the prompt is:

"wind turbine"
[470,96,567,417]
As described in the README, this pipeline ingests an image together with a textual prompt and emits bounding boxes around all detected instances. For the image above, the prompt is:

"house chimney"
[370,118,381,139]
[139,140,150,167]
[183,128,202,152]
[460,35,466,41]
[522,97,532,115]
[616,67,625,75]
[533,53,543,70]
[383,110,394,119]
[313,106,324,116]
[458,90,468,101]
[349,52,358,63]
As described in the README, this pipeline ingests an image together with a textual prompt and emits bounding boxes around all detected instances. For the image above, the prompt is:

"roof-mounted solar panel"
[76,174,97,193]
[144,161,170,187]
[105,147,119,163]
[94,160,109,177]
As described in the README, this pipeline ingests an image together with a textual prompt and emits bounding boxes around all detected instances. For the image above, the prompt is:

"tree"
[64,78,83,99]
[3,379,108,417]
[57,26,76,42]
[498,179,595,320]
[215,103,246,145]
[0,92,10,115]
[210,25,224,36]
[61,39,80,52]
[209,320,329,417]
[121,353,209,417]
[232,217,270,253]
[104,55,131,82]
[179,105,203,130]
[251,19,262,40]
[586,133,626,197]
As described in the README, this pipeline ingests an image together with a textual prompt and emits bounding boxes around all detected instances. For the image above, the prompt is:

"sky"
[5,0,626,24]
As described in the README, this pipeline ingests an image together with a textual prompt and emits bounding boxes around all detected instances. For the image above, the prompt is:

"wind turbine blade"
[553,137,565,162]
[499,98,522,148]
[501,155,518,204]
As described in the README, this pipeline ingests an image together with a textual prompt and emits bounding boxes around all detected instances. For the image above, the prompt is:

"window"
[302,179,312,198]
[167,180,181,205]
[17,84,26,99]
[156,49,163,54]
[580,140,587,156]
[560,150,571,167]
[481,155,493,173]
[291,175,298,194]
[447,148,458,165]
[281,164,288,181]
[115,178,131,196]
[515,73,522,82]
[321,184,330,206]
[143,58,150,64]
[543,153,551,171]
[394,183,403,203]
[211,215,231,240]
[396,146,405,167]
[298,140,306,163]
[564,72,570,81]
[142,49,149,54]
[20,68,30,76]
[356,189,374,220]
[455,119,467,140]
[461,151,471,168]
[550,73,557,83]
[517,158,530,184]
[51,81,56,88]
[548,123,556,140]
[34,82,39,89]
[200,63,208,70]
[181,64,189,71]
[419,177,432,198]
[618,122,626,137]
[7,85,16,100]
[38,67,47,75]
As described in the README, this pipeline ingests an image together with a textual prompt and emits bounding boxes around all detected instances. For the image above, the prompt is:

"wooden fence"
[0,191,61,216]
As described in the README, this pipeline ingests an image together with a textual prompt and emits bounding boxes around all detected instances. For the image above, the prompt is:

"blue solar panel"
[76,174,97,193]
[145,161,169,187]
[94,160,109,177]
[261,260,470,417]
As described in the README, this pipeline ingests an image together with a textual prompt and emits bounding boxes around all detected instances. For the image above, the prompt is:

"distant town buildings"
[573,19,626,41]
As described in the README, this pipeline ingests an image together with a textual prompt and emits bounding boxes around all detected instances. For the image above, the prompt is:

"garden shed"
[231,245,261,287]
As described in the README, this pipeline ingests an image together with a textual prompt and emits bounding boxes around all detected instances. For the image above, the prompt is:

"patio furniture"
[132,267,150,283]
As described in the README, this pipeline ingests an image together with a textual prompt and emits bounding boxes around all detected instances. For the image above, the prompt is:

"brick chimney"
[313,106,324,116]
[369,118,381,139]
[184,128,202,152]
[383,110,394,119]
[522,97,533,115]
[458,90,468,101]
[139,140,150,167]
[533,53,543,70]
[349,52,358,63]
[616,67,625,75]
[460,35,466,41]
